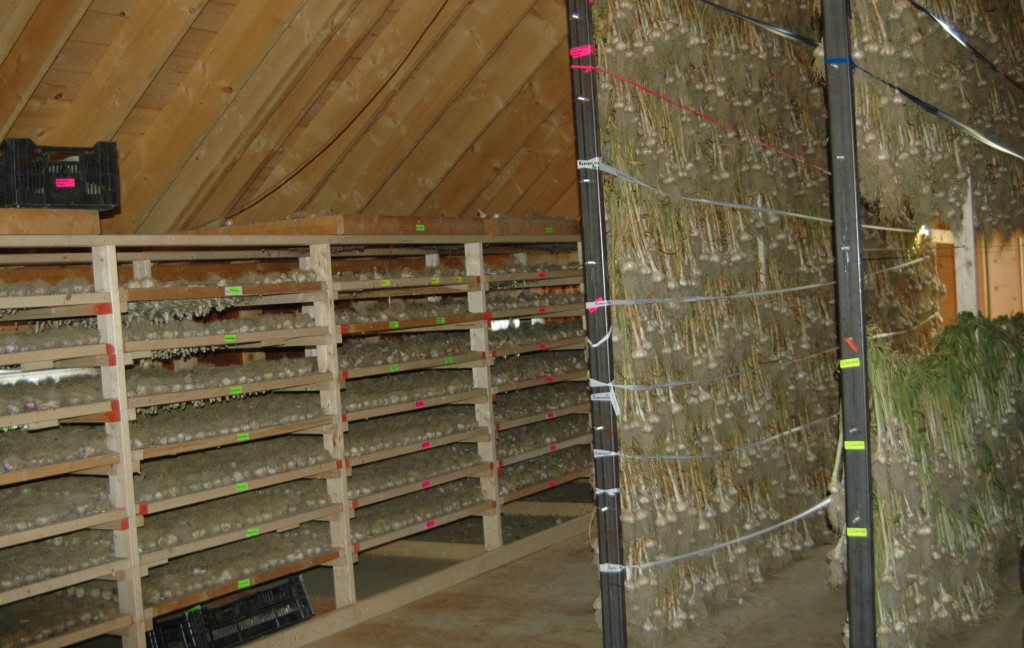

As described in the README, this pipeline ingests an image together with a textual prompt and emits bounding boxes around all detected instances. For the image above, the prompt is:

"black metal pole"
[821,2,877,647]
[566,2,628,646]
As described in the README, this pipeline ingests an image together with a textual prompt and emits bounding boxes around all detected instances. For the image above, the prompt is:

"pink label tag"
[548,480,558,488]
[545,376,554,383]
[546,411,555,419]
[538,271,547,278]
[55,178,76,188]
[588,297,605,313]
[415,400,425,408]
[570,44,596,58]
[421,441,431,449]
[539,307,547,313]
[539,343,548,350]
[425,520,436,529]
[550,444,558,451]
[421,480,431,488]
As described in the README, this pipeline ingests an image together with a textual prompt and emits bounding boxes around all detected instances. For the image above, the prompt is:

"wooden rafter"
[104,0,308,233]
[179,1,396,230]
[137,0,358,233]
[0,0,91,141]
[230,0,466,225]
[362,0,566,217]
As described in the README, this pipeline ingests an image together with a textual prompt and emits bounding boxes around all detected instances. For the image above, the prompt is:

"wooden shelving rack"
[0,224,591,647]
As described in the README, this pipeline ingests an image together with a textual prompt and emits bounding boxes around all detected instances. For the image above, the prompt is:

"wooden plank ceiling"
[0,0,579,234]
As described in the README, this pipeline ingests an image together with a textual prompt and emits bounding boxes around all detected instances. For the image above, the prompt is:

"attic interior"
[2,1,1024,648]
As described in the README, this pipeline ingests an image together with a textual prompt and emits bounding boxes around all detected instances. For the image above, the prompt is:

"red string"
[571,64,831,176]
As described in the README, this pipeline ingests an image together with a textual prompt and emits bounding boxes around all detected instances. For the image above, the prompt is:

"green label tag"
[236,482,249,492]
[443,356,453,365]
[844,440,866,451]
[237,579,251,589]
[455,276,463,283]
[224,334,238,343]
[229,386,244,395]
[847,527,869,538]
[430,276,441,284]
[415,224,426,232]
[436,317,446,324]
[389,364,400,372]
[381,279,391,287]
[839,357,861,369]
[246,528,260,538]
[388,321,400,329]
[545,227,554,233]
[225,286,243,296]
[236,432,250,442]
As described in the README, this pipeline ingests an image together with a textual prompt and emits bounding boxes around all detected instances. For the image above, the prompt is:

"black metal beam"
[565,2,628,646]
[821,2,877,646]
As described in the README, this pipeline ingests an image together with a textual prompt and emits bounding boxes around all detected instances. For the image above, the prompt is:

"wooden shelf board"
[334,275,478,292]
[339,312,484,335]
[0,343,109,368]
[127,372,330,409]
[494,403,590,432]
[141,503,345,567]
[0,509,128,551]
[353,502,492,554]
[491,335,587,358]
[137,416,336,461]
[493,369,589,394]
[123,326,329,355]
[144,549,341,619]
[344,388,487,423]
[350,463,491,510]
[123,281,324,302]
[341,351,483,380]
[498,434,591,468]
[337,284,478,300]
[347,427,489,467]
[0,292,108,312]
[487,303,583,320]
[0,400,113,430]
[137,461,341,516]
[500,468,592,505]
[0,452,120,488]
[0,558,131,607]
[33,614,134,648]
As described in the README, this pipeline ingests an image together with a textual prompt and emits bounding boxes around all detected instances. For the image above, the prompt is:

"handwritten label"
[225,286,243,296]
[844,440,866,451]
[237,579,252,589]
[436,317,446,324]
[229,386,244,395]
[847,527,869,538]
[236,482,249,492]
[246,528,260,538]
[224,334,238,343]
[55,178,76,188]
[839,357,861,369]
[236,432,251,442]
[388,321,400,329]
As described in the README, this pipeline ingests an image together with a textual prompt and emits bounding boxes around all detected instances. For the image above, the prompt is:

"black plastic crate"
[146,609,209,648]
[202,576,315,648]
[0,138,119,210]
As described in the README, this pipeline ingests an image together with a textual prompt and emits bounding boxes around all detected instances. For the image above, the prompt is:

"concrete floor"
[302,538,1023,648]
